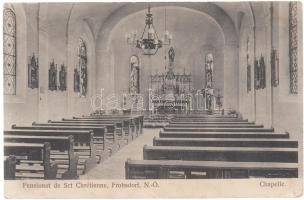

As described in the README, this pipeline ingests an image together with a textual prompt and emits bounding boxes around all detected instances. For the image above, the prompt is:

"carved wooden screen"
[3,8,16,95]
[289,2,298,94]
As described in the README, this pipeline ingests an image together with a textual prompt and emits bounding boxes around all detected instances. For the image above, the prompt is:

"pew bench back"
[4,142,57,179]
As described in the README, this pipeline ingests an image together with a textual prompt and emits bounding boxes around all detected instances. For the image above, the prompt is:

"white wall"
[238,2,303,140]
[4,4,97,128]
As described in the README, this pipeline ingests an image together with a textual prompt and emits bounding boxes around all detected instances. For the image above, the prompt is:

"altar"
[149,47,192,114]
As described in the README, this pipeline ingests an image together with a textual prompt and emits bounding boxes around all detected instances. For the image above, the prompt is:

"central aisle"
[80,128,160,179]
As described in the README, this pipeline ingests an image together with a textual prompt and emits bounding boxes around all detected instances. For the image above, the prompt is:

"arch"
[67,18,96,96]
[95,2,238,51]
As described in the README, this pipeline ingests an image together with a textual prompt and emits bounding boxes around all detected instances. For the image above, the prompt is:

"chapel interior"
[3,2,303,180]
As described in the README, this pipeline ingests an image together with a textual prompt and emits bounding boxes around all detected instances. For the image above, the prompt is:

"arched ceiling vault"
[39,2,255,50]
[95,2,238,51]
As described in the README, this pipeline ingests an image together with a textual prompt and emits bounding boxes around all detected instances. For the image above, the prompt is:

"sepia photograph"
[2,0,303,198]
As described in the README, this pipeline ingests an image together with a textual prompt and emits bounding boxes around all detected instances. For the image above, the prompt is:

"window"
[3,8,16,95]
[289,2,298,94]
[129,55,140,94]
[75,38,88,97]
[246,37,251,92]
[205,53,213,88]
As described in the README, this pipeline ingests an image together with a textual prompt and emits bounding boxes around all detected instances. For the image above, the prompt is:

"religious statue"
[28,54,39,89]
[59,64,67,91]
[168,47,175,66]
[48,60,57,91]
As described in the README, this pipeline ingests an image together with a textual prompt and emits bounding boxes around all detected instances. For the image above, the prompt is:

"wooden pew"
[153,137,298,148]
[80,114,144,136]
[125,159,298,179]
[50,120,119,140]
[169,121,254,125]
[28,123,111,160]
[143,145,298,163]
[4,142,58,179]
[4,135,78,179]
[95,114,144,135]
[4,155,16,180]
[159,130,289,138]
[71,117,138,138]
[174,114,239,119]
[163,127,274,132]
[4,129,97,175]
[166,124,264,128]
[61,118,133,142]
[171,118,249,122]
[42,121,122,153]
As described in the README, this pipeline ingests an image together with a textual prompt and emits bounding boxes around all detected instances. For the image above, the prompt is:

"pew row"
[172,115,238,119]
[143,145,298,163]
[65,118,136,141]
[153,137,298,148]
[169,121,254,125]
[166,124,264,128]
[79,114,144,135]
[49,120,130,144]
[163,127,274,132]
[4,142,58,179]
[4,135,78,179]
[159,130,289,138]
[125,159,298,179]
[29,123,115,158]
[171,118,249,122]
[4,129,97,175]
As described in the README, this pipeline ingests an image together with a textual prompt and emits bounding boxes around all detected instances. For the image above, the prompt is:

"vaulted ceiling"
[34,2,255,45]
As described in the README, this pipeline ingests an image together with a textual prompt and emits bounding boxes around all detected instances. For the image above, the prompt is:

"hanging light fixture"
[126,5,172,56]
[161,8,173,46]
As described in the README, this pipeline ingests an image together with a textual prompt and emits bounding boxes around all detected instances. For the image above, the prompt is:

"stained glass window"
[289,2,298,94]
[76,39,88,97]
[246,37,251,92]
[3,8,16,95]
[205,53,213,89]
[130,55,140,94]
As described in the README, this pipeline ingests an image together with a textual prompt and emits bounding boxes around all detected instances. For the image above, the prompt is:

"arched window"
[74,38,88,97]
[3,8,16,95]
[289,2,298,94]
[205,53,214,89]
[129,55,140,94]
[246,36,251,92]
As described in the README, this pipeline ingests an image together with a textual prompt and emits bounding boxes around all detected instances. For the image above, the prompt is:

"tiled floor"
[80,128,159,179]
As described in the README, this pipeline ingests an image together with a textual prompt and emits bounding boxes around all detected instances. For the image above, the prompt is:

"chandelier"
[126,5,172,56]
